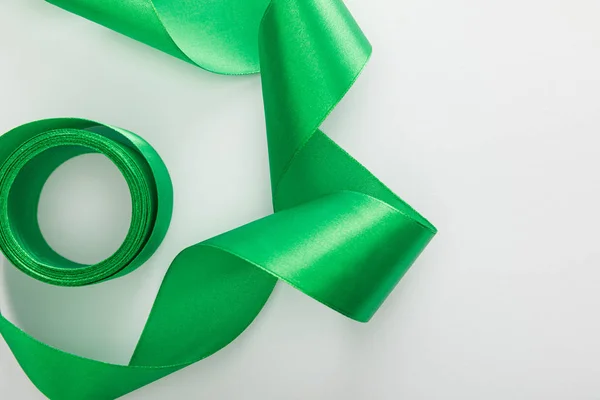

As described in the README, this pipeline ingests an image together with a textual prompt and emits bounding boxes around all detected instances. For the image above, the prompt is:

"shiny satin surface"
[0,0,437,398]
[48,0,271,74]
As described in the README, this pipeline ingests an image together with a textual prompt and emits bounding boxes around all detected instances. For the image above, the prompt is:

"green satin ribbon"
[0,0,437,398]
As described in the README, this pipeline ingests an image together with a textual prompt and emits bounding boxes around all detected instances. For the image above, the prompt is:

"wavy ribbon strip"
[0,0,437,398]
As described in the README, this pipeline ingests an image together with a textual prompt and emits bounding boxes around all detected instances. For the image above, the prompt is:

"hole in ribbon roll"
[38,153,132,265]
[0,118,173,286]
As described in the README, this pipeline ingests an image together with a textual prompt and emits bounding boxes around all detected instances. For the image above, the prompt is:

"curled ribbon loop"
[1,0,437,399]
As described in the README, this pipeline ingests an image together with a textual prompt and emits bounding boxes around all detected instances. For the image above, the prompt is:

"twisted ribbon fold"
[0,0,437,398]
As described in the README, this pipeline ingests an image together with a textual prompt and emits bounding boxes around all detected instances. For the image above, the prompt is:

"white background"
[1,0,600,398]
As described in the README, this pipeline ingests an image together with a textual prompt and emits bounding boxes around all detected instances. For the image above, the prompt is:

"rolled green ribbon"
[0,119,173,286]
[0,0,437,399]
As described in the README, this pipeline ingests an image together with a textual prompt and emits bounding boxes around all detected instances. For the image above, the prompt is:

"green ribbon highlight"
[0,0,437,398]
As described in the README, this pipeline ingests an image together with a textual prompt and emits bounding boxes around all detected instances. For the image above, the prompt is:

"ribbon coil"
[0,0,437,398]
